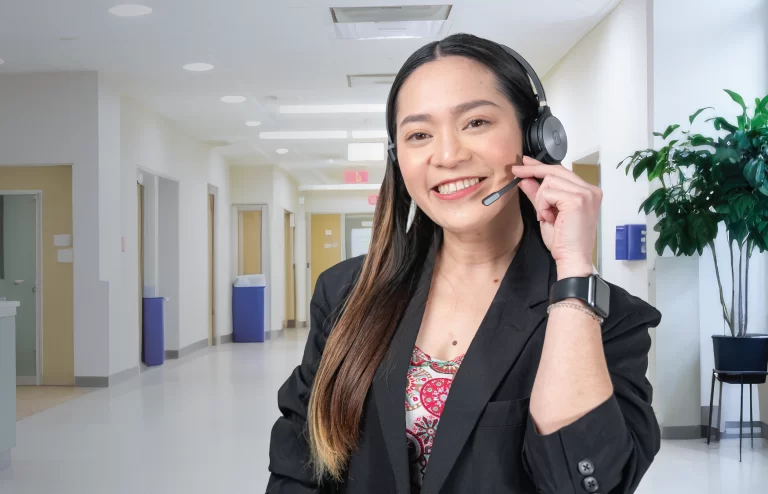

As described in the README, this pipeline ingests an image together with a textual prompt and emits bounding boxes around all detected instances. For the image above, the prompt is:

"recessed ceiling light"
[245,121,262,127]
[331,6,452,23]
[276,149,289,154]
[221,95,246,103]
[349,143,385,161]
[259,131,348,140]
[0,59,4,65]
[108,4,153,17]
[183,63,214,72]
[352,130,389,139]
[279,104,385,114]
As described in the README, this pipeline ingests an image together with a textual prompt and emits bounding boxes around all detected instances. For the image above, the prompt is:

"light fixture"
[352,130,389,139]
[348,143,385,161]
[220,95,246,103]
[333,20,449,40]
[245,121,262,127]
[108,4,153,17]
[279,104,385,114]
[330,6,452,23]
[259,131,348,140]
[0,59,4,65]
[183,63,214,72]
[276,149,289,155]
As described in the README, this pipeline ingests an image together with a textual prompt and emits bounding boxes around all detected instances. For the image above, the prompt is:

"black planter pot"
[712,335,768,384]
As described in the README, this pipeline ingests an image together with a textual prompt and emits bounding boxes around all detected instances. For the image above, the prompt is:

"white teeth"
[437,178,481,195]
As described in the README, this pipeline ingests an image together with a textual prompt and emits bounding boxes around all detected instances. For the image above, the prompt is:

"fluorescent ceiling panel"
[299,184,382,192]
[331,5,452,23]
[349,143,385,161]
[347,74,396,88]
[259,131,348,140]
[333,20,449,40]
[352,130,389,139]
[279,104,385,114]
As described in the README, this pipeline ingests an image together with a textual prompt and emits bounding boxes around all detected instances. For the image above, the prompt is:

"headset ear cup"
[524,117,541,159]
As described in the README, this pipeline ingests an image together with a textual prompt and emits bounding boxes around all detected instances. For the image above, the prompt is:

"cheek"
[398,162,428,198]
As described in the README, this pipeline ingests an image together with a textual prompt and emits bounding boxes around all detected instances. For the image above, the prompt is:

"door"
[138,183,144,358]
[345,214,375,260]
[284,212,296,328]
[310,214,341,295]
[0,195,38,383]
[239,210,262,275]
[208,193,215,345]
[572,163,600,268]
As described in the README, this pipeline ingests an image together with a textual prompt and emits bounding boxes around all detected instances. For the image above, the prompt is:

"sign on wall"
[343,170,369,184]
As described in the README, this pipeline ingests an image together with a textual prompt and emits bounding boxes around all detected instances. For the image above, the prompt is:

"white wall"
[652,0,768,428]
[0,72,109,379]
[121,97,232,355]
[271,169,299,331]
[304,190,377,214]
[543,0,652,300]
[158,177,180,350]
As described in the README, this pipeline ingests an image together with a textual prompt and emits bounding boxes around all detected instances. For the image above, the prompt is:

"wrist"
[556,261,593,280]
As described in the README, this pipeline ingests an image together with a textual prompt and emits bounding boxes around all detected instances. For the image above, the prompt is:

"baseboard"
[109,366,139,387]
[75,376,109,388]
[265,329,285,341]
[166,337,209,359]
[661,425,702,440]
[298,321,307,328]
[763,422,768,439]
[16,376,37,385]
[0,450,10,471]
[219,333,233,344]
[286,320,296,328]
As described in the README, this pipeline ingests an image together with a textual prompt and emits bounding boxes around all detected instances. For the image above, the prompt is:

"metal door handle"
[13,280,24,285]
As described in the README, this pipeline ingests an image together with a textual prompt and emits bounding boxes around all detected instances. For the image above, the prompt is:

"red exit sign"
[344,170,369,184]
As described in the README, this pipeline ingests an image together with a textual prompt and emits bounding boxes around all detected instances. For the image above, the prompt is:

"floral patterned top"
[405,346,465,493]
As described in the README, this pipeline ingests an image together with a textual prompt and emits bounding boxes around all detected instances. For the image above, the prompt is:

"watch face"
[591,276,610,319]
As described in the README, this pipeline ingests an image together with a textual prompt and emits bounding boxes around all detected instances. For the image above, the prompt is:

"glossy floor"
[16,385,95,420]
[1,328,766,493]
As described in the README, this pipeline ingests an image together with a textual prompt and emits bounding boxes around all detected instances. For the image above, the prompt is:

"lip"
[431,177,487,201]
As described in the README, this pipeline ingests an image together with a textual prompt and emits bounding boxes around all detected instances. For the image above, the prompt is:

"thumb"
[517,177,540,204]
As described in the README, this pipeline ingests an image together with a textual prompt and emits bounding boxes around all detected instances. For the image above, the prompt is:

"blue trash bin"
[143,297,165,366]
[233,275,266,343]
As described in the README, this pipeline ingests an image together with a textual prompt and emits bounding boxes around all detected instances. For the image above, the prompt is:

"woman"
[267,33,661,494]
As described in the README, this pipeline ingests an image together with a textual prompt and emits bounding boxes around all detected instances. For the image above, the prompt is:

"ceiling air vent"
[330,5,452,40]
[330,5,452,23]
[347,74,397,88]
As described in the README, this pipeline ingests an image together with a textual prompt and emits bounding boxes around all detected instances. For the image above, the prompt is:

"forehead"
[396,56,503,115]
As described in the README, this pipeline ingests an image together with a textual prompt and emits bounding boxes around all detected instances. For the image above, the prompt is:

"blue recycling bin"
[233,275,266,343]
[142,297,165,366]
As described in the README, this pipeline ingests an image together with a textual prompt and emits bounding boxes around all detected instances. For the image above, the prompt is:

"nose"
[431,129,471,168]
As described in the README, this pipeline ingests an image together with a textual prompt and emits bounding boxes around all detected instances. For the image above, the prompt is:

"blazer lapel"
[372,245,438,494]
[421,223,553,494]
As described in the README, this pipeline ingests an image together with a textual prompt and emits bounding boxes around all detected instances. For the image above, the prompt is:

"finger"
[517,178,544,220]
[534,187,562,224]
[540,174,589,195]
[511,162,590,188]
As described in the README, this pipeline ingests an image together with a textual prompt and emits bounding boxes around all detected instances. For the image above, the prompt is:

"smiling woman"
[267,33,661,494]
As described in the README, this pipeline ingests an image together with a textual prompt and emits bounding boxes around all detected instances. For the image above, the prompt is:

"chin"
[431,209,493,235]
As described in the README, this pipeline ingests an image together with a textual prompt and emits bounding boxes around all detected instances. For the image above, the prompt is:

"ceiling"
[0,0,620,186]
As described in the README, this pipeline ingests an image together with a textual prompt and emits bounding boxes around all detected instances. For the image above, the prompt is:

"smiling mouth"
[433,177,486,196]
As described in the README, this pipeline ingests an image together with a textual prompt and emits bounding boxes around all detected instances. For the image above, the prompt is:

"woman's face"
[395,55,523,234]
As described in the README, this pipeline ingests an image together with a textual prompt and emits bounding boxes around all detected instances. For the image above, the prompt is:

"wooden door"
[137,183,144,358]
[284,212,296,328]
[573,163,600,267]
[208,194,215,345]
[310,214,341,295]
[239,210,262,275]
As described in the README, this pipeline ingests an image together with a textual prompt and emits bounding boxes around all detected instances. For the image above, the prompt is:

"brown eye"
[467,119,488,129]
[408,132,429,141]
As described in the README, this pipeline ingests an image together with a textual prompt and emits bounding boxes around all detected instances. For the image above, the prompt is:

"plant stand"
[706,369,768,461]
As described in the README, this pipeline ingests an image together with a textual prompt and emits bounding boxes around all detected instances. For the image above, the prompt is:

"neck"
[437,195,525,278]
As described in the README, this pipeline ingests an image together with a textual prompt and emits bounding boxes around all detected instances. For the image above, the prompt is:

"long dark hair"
[308,33,541,480]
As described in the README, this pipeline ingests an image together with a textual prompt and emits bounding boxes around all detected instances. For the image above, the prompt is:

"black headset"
[387,43,567,169]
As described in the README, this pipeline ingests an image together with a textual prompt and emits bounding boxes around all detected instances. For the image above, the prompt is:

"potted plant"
[620,90,768,383]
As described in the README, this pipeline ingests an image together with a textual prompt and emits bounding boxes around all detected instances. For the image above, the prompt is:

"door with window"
[0,194,38,383]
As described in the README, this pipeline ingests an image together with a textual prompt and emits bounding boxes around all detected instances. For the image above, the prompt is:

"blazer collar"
[372,219,554,494]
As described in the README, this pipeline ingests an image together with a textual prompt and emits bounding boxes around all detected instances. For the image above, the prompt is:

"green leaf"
[752,114,767,130]
[758,94,768,116]
[662,124,680,139]
[632,155,655,180]
[689,107,714,124]
[724,89,747,112]
[689,134,715,146]
[709,117,738,133]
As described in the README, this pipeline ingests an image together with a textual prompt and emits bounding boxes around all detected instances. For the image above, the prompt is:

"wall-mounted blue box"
[616,224,647,261]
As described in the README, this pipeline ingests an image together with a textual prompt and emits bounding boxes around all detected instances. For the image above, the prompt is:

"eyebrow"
[399,99,500,128]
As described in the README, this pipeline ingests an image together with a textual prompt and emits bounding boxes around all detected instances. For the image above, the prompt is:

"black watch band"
[548,274,610,319]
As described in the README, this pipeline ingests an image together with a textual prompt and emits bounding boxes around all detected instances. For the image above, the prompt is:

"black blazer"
[267,224,662,494]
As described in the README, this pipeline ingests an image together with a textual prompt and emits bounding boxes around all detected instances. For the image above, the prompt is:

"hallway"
[0,329,766,493]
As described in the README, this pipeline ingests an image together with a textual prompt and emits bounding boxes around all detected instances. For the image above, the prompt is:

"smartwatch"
[548,274,611,320]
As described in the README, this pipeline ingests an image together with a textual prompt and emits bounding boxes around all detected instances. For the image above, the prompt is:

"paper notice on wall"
[350,228,372,258]
[57,248,74,263]
[54,234,72,247]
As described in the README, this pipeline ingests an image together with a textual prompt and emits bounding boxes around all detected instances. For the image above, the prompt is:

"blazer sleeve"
[522,304,662,494]
[266,273,334,493]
